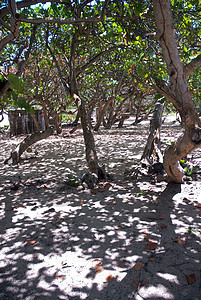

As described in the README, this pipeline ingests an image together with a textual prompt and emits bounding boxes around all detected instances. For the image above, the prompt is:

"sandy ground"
[0,116,201,300]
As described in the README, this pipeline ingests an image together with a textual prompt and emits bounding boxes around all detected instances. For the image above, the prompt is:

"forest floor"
[0,115,201,300]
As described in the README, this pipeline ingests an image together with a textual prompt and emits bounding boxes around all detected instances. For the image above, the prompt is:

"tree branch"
[8,0,17,18]
[0,17,11,30]
[0,32,15,52]
[0,0,62,18]
[17,15,101,25]
[185,54,201,78]
[45,27,70,95]
[155,78,183,113]
[16,24,37,76]
[75,45,125,77]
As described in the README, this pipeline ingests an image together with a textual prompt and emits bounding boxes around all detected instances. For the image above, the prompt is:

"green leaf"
[0,74,4,82]
[7,74,24,92]
[17,97,27,107]
[154,94,163,100]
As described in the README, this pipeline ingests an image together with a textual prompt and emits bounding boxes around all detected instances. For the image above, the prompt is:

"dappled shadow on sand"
[0,177,201,299]
[0,121,201,299]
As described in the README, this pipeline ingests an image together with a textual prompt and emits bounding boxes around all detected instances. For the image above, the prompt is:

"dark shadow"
[0,123,201,299]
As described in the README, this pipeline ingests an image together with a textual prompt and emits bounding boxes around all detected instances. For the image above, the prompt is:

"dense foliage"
[0,0,200,129]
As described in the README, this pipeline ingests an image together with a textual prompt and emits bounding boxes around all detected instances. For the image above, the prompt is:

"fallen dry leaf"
[104,275,115,282]
[157,214,165,219]
[93,259,102,267]
[173,237,187,245]
[78,199,84,205]
[107,201,116,205]
[131,276,140,290]
[185,273,196,285]
[95,267,104,274]
[149,256,156,262]
[25,240,37,246]
[54,275,65,279]
[145,241,158,250]
[133,261,145,271]
[194,203,201,210]
[161,224,167,229]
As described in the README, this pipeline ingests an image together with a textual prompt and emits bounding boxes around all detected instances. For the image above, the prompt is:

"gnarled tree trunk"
[4,126,54,164]
[141,102,164,164]
[153,0,201,183]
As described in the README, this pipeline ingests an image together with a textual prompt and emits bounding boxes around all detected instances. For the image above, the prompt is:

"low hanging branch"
[4,126,54,165]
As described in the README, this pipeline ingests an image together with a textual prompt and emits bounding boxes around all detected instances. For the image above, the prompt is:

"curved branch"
[75,45,125,77]
[4,126,54,165]
[17,24,37,76]
[0,32,15,52]
[0,0,62,18]
[45,28,70,95]
[185,54,201,78]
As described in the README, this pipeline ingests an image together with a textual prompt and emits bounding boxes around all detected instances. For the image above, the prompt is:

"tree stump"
[141,102,164,165]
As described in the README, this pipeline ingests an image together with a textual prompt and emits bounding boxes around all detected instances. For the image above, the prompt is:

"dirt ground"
[0,115,201,300]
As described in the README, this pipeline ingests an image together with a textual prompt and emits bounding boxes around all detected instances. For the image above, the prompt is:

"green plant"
[184,166,196,176]
[187,226,197,235]
[137,190,147,196]
[66,174,79,187]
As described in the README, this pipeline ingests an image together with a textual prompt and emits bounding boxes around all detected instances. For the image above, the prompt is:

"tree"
[153,0,201,183]
[1,0,201,182]
[1,0,110,176]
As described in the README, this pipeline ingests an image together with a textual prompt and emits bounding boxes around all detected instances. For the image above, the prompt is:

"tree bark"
[69,27,105,178]
[153,0,201,183]
[4,126,54,164]
[75,94,102,176]
[94,98,114,131]
[141,102,164,164]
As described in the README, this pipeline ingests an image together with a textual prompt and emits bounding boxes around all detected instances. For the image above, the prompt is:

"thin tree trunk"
[74,95,98,174]
[94,98,114,131]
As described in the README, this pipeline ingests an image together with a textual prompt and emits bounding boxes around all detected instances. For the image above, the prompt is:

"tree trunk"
[94,98,114,131]
[163,127,201,182]
[141,102,164,164]
[75,95,102,176]
[4,126,54,165]
[73,111,80,125]
[153,0,201,183]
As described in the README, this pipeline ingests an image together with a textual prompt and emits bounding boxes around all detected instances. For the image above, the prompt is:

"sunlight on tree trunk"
[153,0,201,183]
